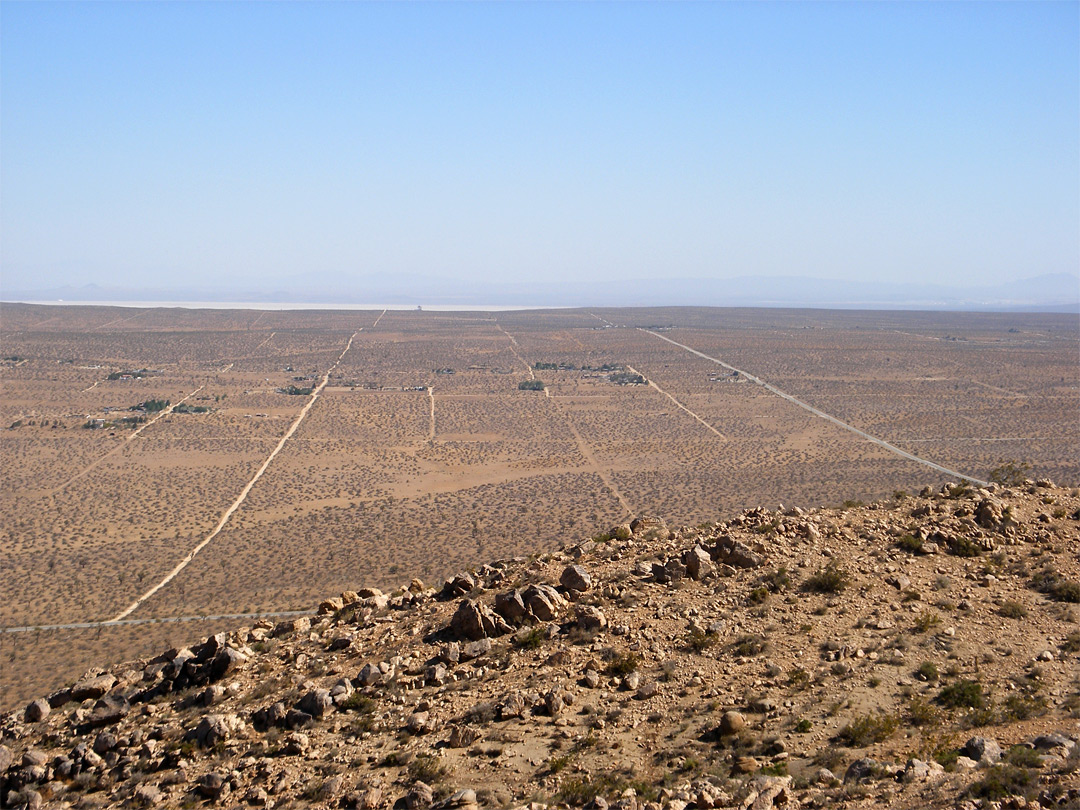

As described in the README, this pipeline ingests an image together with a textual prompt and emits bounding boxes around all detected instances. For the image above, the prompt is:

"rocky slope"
[2,480,1079,810]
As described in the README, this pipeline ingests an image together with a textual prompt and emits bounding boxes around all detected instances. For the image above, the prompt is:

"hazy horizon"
[2,2,1078,296]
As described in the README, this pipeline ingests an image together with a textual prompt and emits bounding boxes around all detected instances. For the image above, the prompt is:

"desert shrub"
[465,702,497,724]
[787,668,810,690]
[1005,745,1043,768]
[1031,566,1079,602]
[966,765,1035,801]
[916,661,939,682]
[605,651,639,677]
[897,534,923,553]
[906,696,940,728]
[947,536,982,558]
[408,754,447,784]
[685,628,718,652]
[341,693,376,714]
[938,680,986,710]
[513,627,546,650]
[837,713,898,747]
[1001,693,1047,721]
[794,718,812,733]
[746,587,770,605]
[998,600,1028,619]
[555,774,627,805]
[804,562,849,594]
[913,611,941,633]
[730,634,769,657]
[989,459,1032,487]
[1060,632,1080,654]
[760,567,791,593]
[547,755,571,773]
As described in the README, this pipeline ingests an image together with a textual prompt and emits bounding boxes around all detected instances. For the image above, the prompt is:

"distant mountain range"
[3,272,1077,312]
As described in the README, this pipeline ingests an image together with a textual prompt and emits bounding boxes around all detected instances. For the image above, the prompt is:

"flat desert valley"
[1,303,1077,711]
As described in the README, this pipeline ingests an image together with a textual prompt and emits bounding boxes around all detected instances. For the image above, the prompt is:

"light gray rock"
[560,564,592,592]
[23,699,49,723]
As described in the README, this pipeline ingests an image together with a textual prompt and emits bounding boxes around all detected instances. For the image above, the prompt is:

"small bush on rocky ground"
[914,610,941,633]
[966,764,1036,801]
[947,536,983,558]
[989,459,1032,486]
[937,679,986,710]
[408,754,448,784]
[685,628,718,652]
[837,712,898,747]
[1001,693,1047,721]
[604,651,639,676]
[555,774,627,806]
[906,696,940,728]
[730,634,769,657]
[804,562,850,593]
[897,534,923,553]
[1032,566,1080,603]
[998,600,1028,619]
[513,627,546,650]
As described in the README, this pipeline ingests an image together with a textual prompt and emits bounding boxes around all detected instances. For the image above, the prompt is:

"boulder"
[194,715,231,748]
[358,663,383,686]
[576,606,607,632]
[560,565,592,592]
[318,597,344,615]
[85,694,129,728]
[198,772,229,800]
[719,711,745,735]
[406,712,431,734]
[450,599,510,641]
[70,672,116,702]
[406,781,434,810]
[299,689,333,719]
[23,699,50,723]
[684,546,713,580]
[962,736,1002,765]
[448,726,480,748]
[494,590,528,625]
[522,585,566,622]
[843,758,878,784]
[460,638,492,661]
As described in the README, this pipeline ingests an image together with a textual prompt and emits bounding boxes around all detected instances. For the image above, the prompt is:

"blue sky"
[2,1,1077,295]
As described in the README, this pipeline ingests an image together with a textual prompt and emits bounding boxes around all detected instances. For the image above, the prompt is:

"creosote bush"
[804,562,850,594]
[937,680,986,710]
[837,713,898,747]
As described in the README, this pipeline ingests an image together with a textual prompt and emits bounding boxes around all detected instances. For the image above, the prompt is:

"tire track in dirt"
[46,385,206,497]
[641,328,989,486]
[626,364,727,440]
[498,322,632,516]
[111,322,370,621]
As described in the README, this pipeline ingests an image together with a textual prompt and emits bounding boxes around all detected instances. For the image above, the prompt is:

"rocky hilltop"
[3,481,1079,810]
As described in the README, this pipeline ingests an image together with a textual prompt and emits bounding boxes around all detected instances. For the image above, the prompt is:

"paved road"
[641,328,990,487]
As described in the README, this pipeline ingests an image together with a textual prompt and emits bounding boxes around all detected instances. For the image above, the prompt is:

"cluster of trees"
[174,403,210,414]
[518,380,545,391]
[609,371,645,385]
[131,399,169,413]
[532,361,626,372]
[107,368,156,380]
[278,385,314,396]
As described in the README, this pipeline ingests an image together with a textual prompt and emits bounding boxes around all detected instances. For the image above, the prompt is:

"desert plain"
[1,303,1077,711]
